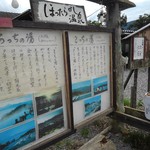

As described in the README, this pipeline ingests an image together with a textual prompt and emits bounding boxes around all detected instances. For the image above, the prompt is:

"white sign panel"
[0,28,65,100]
[31,0,87,25]
[133,37,144,60]
[68,31,111,125]
[0,28,68,150]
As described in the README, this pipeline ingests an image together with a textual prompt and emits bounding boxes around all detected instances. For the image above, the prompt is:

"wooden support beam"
[124,106,146,120]
[87,0,136,11]
[130,69,138,108]
[124,69,134,89]
[148,67,150,91]
[110,111,150,131]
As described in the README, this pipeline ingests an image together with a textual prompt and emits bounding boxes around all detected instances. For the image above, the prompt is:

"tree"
[129,13,150,30]
[121,14,127,27]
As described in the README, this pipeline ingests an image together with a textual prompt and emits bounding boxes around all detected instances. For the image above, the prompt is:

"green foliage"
[124,131,150,150]
[55,139,75,150]
[121,14,127,27]
[87,20,102,26]
[123,98,130,106]
[137,99,143,107]
[129,13,150,30]
[80,127,90,138]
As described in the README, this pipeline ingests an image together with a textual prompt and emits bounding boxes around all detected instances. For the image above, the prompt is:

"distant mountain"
[72,85,91,96]
[122,20,136,30]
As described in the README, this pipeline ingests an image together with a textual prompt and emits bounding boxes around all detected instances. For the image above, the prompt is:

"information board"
[0,28,68,149]
[68,31,112,125]
[133,37,144,60]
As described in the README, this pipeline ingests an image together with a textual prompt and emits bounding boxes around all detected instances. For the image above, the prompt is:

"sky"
[0,0,150,22]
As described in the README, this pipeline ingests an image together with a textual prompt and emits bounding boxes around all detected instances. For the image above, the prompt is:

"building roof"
[123,23,150,40]
[0,11,20,18]
[87,0,135,10]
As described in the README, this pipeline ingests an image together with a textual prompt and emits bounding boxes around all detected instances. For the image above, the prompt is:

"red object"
[0,17,13,28]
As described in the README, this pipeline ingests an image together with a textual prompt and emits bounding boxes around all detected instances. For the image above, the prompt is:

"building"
[0,11,20,18]
[122,23,150,69]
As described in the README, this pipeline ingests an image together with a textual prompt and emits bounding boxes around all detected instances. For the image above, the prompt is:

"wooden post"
[148,67,150,91]
[106,2,124,112]
[130,69,138,108]
[124,69,134,89]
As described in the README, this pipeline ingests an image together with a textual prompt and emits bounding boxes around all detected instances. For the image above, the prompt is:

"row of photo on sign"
[0,87,65,150]
[72,75,108,119]
[0,75,108,150]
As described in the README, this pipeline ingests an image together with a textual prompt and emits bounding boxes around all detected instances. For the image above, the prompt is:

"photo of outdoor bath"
[72,80,92,102]
[37,108,64,138]
[0,120,36,150]
[93,76,108,95]
[0,94,34,131]
[35,87,63,116]
[84,95,101,117]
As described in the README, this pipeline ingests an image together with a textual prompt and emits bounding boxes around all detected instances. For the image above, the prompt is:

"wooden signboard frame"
[129,36,147,69]
[65,31,113,127]
[133,37,145,60]
[0,13,114,149]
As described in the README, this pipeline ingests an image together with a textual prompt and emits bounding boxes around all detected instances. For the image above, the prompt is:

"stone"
[78,134,116,150]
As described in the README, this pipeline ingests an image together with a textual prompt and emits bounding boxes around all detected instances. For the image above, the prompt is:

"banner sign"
[30,0,87,25]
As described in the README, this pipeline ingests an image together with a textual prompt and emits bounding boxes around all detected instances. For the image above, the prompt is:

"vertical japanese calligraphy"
[0,28,65,100]
[31,0,87,25]
[68,32,110,83]
[133,37,144,60]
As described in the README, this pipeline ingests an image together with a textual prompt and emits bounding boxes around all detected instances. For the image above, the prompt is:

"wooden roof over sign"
[87,0,135,10]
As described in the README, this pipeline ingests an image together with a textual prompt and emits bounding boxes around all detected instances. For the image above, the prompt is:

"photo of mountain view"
[93,76,108,95]
[38,108,64,138]
[72,80,92,102]
[84,95,101,117]
[35,87,63,116]
[0,94,34,131]
[0,120,36,150]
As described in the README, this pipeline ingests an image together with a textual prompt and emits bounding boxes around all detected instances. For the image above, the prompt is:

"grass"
[123,98,130,106]
[54,139,77,150]
[123,98,144,108]
[80,127,90,138]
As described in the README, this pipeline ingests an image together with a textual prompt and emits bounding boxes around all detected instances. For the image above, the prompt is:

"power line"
[87,8,101,18]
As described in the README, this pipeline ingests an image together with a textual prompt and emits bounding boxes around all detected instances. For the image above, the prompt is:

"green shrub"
[80,127,89,138]
[123,98,130,106]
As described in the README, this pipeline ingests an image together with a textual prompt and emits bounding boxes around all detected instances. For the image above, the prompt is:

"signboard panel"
[0,28,68,149]
[68,31,112,125]
[133,37,144,60]
[30,0,87,25]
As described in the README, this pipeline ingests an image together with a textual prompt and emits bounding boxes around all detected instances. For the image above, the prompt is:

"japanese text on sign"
[133,37,144,60]
[31,0,87,25]
[68,32,110,83]
[0,29,65,100]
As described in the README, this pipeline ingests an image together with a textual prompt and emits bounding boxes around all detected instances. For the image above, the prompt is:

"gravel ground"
[44,116,112,150]
[42,68,148,150]
[124,67,148,101]
[43,117,135,150]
